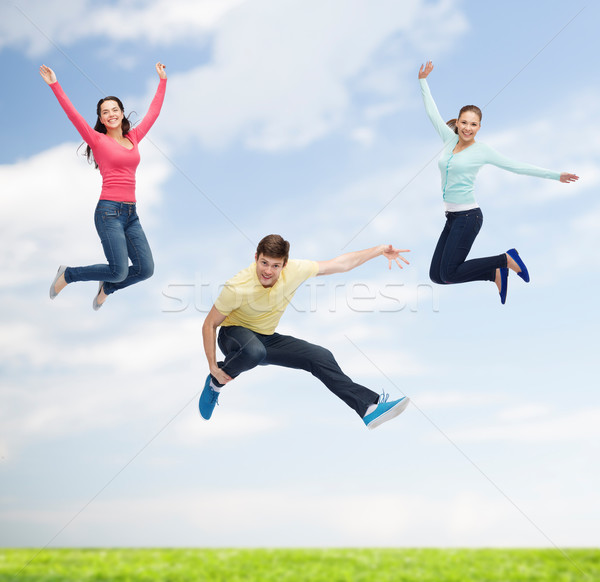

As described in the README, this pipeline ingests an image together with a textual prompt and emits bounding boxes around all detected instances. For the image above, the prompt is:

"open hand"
[382,244,410,270]
[418,61,434,79]
[560,172,579,183]
[39,64,57,85]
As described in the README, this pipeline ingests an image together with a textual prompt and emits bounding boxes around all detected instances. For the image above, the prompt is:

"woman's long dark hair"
[81,96,132,169]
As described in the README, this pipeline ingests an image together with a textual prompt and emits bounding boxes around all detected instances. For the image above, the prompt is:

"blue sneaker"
[199,374,220,420]
[363,393,410,430]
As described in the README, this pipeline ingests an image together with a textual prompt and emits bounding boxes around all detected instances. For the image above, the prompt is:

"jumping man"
[200,234,411,429]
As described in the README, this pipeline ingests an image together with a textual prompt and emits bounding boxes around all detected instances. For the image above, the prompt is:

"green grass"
[0,548,598,581]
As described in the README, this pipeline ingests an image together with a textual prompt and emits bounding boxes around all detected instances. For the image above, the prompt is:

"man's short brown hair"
[256,234,290,265]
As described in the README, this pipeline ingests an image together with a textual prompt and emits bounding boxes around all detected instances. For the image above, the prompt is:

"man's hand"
[203,305,231,384]
[382,244,410,270]
[210,366,232,386]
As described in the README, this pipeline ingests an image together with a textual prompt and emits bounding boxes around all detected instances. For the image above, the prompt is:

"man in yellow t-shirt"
[200,234,411,429]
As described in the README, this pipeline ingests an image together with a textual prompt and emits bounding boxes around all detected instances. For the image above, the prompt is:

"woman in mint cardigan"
[418,61,578,304]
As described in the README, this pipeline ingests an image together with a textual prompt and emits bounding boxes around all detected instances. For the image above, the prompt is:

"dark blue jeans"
[429,208,507,284]
[64,200,154,295]
[215,326,380,417]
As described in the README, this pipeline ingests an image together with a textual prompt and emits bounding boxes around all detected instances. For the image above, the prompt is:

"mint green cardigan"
[420,79,561,207]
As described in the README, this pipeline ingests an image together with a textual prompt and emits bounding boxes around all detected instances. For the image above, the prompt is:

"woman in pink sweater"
[40,63,167,310]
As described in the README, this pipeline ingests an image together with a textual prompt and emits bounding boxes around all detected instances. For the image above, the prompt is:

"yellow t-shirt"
[215,259,320,335]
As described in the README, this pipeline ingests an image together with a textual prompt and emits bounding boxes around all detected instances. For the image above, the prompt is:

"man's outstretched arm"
[202,305,233,385]
[316,244,410,276]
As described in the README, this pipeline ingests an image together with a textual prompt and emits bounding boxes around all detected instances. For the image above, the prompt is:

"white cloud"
[350,126,376,147]
[172,410,283,443]
[0,372,281,455]
[5,487,598,547]
[158,0,467,151]
[0,315,205,453]
[1,0,245,56]
[244,150,443,262]
[447,408,600,443]
[415,391,508,409]
[555,203,600,271]
[0,143,98,287]
[90,0,246,44]
[0,316,198,373]
[498,403,551,422]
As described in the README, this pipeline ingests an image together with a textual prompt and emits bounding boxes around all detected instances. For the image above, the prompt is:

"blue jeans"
[215,326,380,417]
[429,208,507,284]
[64,201,154,295]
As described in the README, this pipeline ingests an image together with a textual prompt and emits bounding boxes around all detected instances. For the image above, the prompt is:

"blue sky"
[1,0,599,558]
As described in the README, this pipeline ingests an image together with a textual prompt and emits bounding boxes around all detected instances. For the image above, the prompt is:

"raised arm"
[130,62,167,141]
[418,61,456,142]
[317,244,410,276]
[202,305,232,385]
[39,64,97,144]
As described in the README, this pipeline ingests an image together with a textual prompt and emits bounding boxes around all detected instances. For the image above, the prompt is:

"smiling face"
[99,99,124,131]
[456,108,481,144]
[255,253,286,288]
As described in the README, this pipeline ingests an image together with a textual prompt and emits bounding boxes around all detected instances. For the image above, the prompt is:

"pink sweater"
[50,78,167,203]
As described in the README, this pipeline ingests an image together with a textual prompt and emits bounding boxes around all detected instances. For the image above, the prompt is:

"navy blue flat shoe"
[499,267,509,304]
[507,248,530,283]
